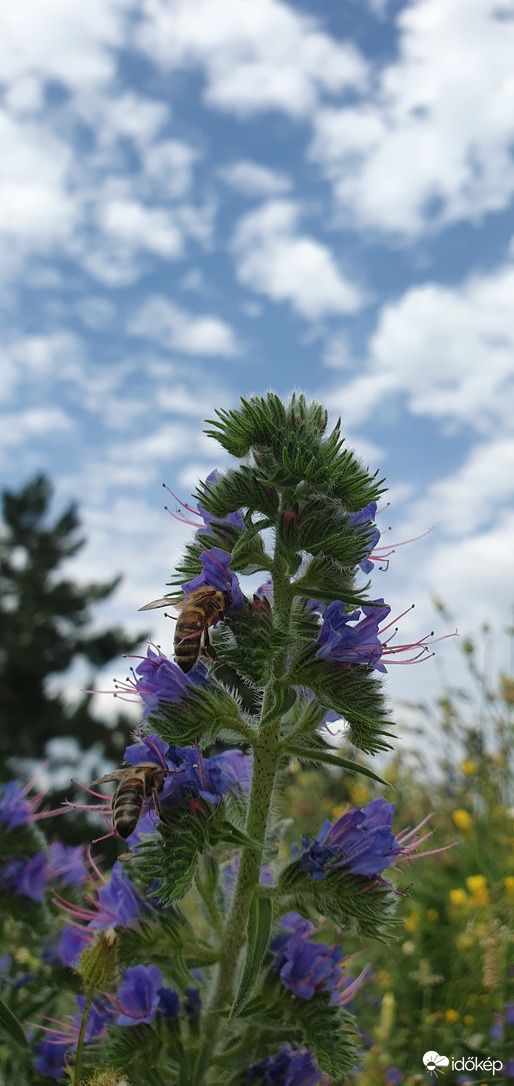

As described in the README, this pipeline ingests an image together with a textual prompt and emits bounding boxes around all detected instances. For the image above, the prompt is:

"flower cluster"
[296,799,439,883]
[111,644,208,717]
[2,837,87,903]
[0,779,64,830]
[56,860,145,967]
[182,545,244,612]
[271,912,344,1000]
[34,996,112,1080]
[245,1045,322,1085]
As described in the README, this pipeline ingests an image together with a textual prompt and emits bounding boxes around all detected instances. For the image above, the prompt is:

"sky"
[2,0,514,758]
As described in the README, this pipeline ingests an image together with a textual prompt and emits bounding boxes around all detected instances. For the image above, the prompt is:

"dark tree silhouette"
[0,475,148,835]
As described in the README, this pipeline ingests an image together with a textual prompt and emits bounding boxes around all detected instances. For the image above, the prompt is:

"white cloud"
[128,296,241,356]
[325,262,514,432]
[232,200,365,319]
[137,0,367,116]
[0,406,74,448]
[96,199,184,258]
[0,0,130,90]
[0,111,76,258]
[142,140,200,199]
[219,160,292,196]
[310,0,514,234]
[0,331,84,404]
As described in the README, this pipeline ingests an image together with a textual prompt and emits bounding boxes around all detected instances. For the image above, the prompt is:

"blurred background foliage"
[275,622,514,1084]
[0,474,148,843]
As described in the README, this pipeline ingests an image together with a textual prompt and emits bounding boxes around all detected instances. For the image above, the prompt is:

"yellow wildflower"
[469,885,490,906]
[461,760,479,776]
[452,809,472,831]
[456,933,475,951]
[445,1009,459,1024]
[504,876,514,901]
[404,911,420,933]
[466,875,487,894]
[449,888,468,907]
[426,908,439,921]
[377,970,390,989]
[463,1015,474,1026]
[331,803,346,820]
[349,782,370,805]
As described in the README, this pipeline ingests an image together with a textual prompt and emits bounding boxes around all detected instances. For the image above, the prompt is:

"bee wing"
[91,771,122,787]
[138,595,184,611]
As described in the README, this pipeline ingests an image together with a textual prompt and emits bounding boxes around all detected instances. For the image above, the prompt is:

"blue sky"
[2,0,514,745]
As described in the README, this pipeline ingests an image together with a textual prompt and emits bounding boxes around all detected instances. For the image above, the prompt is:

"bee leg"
[201,625,219,662]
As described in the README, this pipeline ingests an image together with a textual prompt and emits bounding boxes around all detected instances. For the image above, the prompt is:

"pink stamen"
[162,482,201,518]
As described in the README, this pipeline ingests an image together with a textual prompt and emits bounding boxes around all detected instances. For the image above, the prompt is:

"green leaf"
[282,743,390,786]
[291,994,358,1077]
[147,682,249,747]
[0,997,28,1050]
[230,895,272,1019]
[229,528,274,575]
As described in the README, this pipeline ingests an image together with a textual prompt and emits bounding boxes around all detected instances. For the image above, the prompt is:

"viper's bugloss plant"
[0,393,450,1086]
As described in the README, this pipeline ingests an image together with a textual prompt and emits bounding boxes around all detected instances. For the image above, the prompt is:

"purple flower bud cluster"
[271,912,343,1000]
[245,1044,322,1085]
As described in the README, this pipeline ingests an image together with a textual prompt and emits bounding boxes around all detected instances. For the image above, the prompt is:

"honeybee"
[92,763,169,839]
[139,587,228,672]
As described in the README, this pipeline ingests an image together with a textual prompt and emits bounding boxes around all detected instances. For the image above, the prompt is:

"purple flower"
[315,599,391,672]
[386,1069,403,1085]
[0,779,64,829]
[197,470,245,538]
[506,1002,514,1026]
[118,646,208,719]
[182,547,244,612]
[184,987,201,1020]
[3,853,49,901]
[160,745,252,807]
[34,997,111,1078]
[245,1045,322,1084]
[349,502,380,574]
[297,799,402,881]
[116,964,163,1026]
[0,781,33,828]
[47,842,87,886]
[34,1039,68,1079]
[123,733,172,767]
[490,1014,504,1040]
[57,925,93,968]
[272,913,343,1000]
[89,861,145,929]
[157,987,180,1019]
[296,799,445,884]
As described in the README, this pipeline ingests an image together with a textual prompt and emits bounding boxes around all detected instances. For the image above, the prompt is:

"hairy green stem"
[198,532,293,1077]
[72,988,93,1086]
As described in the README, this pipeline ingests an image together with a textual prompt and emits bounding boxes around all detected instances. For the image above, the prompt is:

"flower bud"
[78,928,118,989]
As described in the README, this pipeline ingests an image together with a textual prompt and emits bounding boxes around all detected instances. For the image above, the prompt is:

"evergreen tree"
[0,474,147,791]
